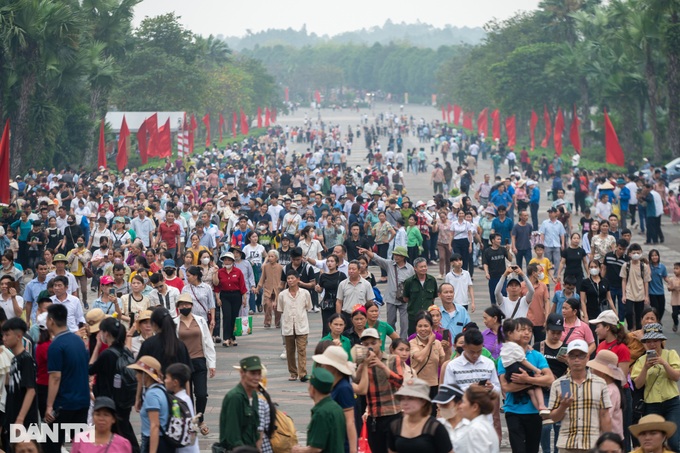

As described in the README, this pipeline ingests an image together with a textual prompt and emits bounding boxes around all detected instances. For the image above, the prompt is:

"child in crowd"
[530,244,554,288]
[164,363,200,453]
[500,318,550,415]
[390,339,414,380]
[667,263,680,332]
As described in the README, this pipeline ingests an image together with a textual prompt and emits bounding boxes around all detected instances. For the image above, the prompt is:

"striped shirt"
[443,354,501,393]
[549,371,612,450]
[365,354,404,418]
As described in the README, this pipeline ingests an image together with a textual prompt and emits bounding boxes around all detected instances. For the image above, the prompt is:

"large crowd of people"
[0,109,679,453]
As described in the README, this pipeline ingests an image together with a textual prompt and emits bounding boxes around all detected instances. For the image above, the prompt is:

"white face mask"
[224,263,233,270]
[631,253,642,261]
[439,405,457,420]
[201,257,211,265]
[310,231,316,239]
[538,272,545,281]
[590,268,600,276]
[191,210,198,216]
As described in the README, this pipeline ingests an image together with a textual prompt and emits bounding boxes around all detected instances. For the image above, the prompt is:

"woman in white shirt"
[87,217,112,252]
[297,225,323,260]
[450,209,474,276]
[454,385,500,453]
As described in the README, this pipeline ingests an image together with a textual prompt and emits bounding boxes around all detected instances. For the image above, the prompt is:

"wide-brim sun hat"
[220,251,236,262]
[395,378,431,401]
[391,246,409,258]
[642,323,667,341]
[313,345,355,376]
[630,414,677,438]
[127,356,163,383]
[587,350,625,382]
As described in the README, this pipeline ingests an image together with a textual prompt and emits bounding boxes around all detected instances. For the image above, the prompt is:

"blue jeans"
[541,392,561,453]
[611,287,625,321]
[638,204,647,232]
[645,396,680,452]
[516,249,532,272]
[488,277,507,305]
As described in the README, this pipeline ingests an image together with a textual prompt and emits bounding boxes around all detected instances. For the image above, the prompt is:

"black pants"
[213,301,221,339]
[321,307,335,336]
[650,294,666,324]
[673,306,680,327]
[117,406,141,453]
[141,434,176,453]
[407,246,419,264]
[367,414,401,453]
[36,383,48,420]
[506,412,542,453]
[453,238,470,275]
[42,407,89,453]
[191,357,208,424]
[530,203,540,232]
[631,300,645,331]
[533,326,546,344]
[220,290,242,342]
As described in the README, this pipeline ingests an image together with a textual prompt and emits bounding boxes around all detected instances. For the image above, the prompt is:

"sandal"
[232,341,238,347]
[222,340,231,348]
[199,422,210,436]
[288,376,298,381]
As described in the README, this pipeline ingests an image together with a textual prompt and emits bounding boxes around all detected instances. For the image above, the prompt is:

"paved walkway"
[128,103,680,452]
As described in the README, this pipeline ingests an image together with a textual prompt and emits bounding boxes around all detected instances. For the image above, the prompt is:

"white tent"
[105,112,186,133]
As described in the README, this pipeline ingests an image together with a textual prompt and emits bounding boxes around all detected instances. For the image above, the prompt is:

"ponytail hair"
[99,317,127,349]
[484,305,506,343]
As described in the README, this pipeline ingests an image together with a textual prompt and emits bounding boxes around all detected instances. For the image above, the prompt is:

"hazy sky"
[133,0,542,37]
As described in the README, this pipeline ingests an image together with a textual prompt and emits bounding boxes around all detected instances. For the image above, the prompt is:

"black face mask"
[100,245,108,250]
[456,347,464,355]
[68,220,75,225]
[179,307,192,317]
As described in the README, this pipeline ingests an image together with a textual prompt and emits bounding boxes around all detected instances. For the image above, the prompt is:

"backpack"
[392,171,400,184]
[109,347,138,410]
[625,261,645,284]
[270,407,298,453]
[373,286,384,306]
[150,384,197,448]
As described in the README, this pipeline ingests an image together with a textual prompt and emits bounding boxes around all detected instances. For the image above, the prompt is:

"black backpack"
[109,347,137,410]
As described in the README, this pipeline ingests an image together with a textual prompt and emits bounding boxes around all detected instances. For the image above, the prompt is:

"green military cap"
[310,367,334,394]
[233,356,263,371]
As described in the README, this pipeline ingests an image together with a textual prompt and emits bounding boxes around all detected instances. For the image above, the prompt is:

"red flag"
[257,107,263,128]
[441,106,446,121]
[530,110,539,151]
[271,108,277,123]
[569,105,582,154]
[491,109,501,141]
[0,120,10,204]
[265,108,271,127]
[98,119,107,169]
[505,115,516,149]
[202,114,211,148]
[453,105,462,125]
[116,116,129,172]
[541,105,552,148]
[137,118,149,164]
[315,90,321,104]
[477,109,488,137]
[189,115,197,153]
[240,109,249,135]
[157,119,172,158]
[604,108,625,167]
[284,87,289,102]
[447,103,452,123]
[218,113,225,142]
[232,112,238,138]
[554,108,565,156]
[146,114,159,157]
[463,112,473,130]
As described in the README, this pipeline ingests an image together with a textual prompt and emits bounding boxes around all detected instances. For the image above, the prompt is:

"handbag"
[190,285,212,325]
[84,263,94,279]
[358,423,371,453]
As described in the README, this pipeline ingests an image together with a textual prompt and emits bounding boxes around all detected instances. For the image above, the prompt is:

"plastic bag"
[358,423,371,453]
[234,306,252,336]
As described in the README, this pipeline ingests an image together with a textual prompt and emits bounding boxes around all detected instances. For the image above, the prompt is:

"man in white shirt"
[626,176,639,226]
[444,253,475,311]
[50,275,85,332]
[46,254,79,297]
[495,268,534,319]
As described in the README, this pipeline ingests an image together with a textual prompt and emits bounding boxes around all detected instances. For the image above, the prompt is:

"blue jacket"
[619,186,630,210]
[530,187,540,204]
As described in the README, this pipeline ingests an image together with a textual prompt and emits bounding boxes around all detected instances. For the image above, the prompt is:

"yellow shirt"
[631,349,680,403]
[530,257,552,285]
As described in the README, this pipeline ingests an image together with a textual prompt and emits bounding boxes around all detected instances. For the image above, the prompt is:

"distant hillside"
[219,20,485,50]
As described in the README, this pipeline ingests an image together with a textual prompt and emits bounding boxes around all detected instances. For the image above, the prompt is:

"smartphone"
[560,379,571,398]
[116,292,123,298]
[10,281,20,292]
[442,330,451,343]
[479,379,488,386]
[109,288,116,296]
[78,322,85,329]
[646,350,658,360]
[557,346,568,358]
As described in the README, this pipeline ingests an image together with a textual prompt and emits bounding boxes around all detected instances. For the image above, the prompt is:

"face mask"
[179,307,192,317]
[68,220,75,225]
[77,242,84,248]
[191,210,198,216]
[590,268,600,276]
[201,257,211,265]
[290,209,297,214]
[439,405,457,420]
[631,253,641,261]
[456,346,464,355]
[114,258,122,264]
[538,272,545,280]
[224,264,233,270]
[100,245,108,250]
[310,231,316,239]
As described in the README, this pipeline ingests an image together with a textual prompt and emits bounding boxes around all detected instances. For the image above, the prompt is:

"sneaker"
[280,350,287,360]
[248,310,254,315]
[83,302,89,310]
[674,323,678,333]
[313,307,320,313]
[257,305,263,313]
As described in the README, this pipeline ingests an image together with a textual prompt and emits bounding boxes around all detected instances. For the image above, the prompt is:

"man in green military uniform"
[292,367,346,453]
[402,257,438,335]
[218,356,262,450]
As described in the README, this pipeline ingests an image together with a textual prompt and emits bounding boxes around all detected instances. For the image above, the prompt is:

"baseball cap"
[162,259,176,269]
[588,310,619,326]
[566,339,589,354]
[546,313,565,332]
[360,328,380,340]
